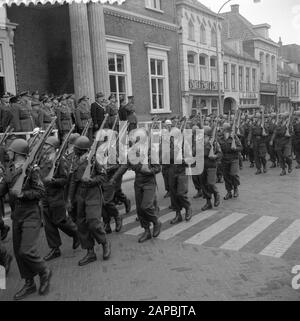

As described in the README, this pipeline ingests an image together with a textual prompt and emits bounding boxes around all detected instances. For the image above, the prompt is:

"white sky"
[198,0,300,45]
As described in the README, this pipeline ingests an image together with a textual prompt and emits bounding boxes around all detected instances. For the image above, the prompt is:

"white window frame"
[146,45,171,114]
[106,36,133,107]
[145,0,163,13]
[0,43,4,77]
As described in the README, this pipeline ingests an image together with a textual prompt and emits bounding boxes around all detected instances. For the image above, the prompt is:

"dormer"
[253,23,271,39]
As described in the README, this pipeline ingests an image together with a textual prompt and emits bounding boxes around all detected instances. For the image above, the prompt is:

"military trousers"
[0,241,8,266]
[162,165,170,192]
[221,159,240,192]
[276,143,292,170]
[75,190,107,250]
[134,181,158,229]
[199,168,219,200]
[12,204,47,280]
[101,182,120,225]
[43,204,78,249]
[192,175,202,192]
[294,140,300,165]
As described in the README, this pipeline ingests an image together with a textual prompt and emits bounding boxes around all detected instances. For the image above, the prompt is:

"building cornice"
[106,35,134,45]
[103,5,178,31]
[144,42,171,51]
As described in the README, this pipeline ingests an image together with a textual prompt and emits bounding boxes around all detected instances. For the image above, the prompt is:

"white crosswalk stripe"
[158,211,218,240]
[220,216,278,251]
[184,212,247,246]
[259,219,300,258]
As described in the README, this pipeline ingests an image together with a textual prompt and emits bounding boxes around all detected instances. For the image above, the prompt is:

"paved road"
[1,161,300,301]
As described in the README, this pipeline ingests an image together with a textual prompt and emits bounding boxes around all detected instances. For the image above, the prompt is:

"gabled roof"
[222,42,259,63]
[176,0,222,19]
[221,10,278,46]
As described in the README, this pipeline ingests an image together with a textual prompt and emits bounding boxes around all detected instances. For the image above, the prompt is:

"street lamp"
[216,0,233,115]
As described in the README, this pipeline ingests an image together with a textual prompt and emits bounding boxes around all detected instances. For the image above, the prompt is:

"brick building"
[3,1,181,121]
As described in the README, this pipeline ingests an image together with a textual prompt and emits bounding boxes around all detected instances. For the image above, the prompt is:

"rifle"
[82,119,92,137]
[261,106,267,136]
[29,129,41,150]
[231,109,238,149]
[285,106,294,137]
[11,117,57,196]
[81,114,109,180]
[0,126,13,145]
[44,124,75,181]
[237,108,241,136]
[209,120,218,158]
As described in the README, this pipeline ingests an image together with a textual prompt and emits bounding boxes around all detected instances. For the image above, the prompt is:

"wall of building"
[104,2,180,121]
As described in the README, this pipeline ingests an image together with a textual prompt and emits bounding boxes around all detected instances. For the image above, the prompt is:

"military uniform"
[75,99,93,139]
[293,121,300,168]
[11,101,34,132]
[39,104,54,130]
[266,118,278,167]
[57,103,73,140]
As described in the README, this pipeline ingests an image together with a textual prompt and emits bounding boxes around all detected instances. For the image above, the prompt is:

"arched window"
[210,56,217,83]
[188,20,195,41]
[188,52,197,80]
[200,24,206,44]
[199,54,208,82]
[211,28,217,47]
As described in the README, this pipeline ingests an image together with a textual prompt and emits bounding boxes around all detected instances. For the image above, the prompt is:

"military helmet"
[69,133,81,145]
[45,136,60,149]
[204,126,212,136]
[8,139,29,156]
[222,122,231,131]
[74,136,90,151]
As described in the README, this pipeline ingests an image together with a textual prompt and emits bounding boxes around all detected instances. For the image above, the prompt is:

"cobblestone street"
[1,161,300,301]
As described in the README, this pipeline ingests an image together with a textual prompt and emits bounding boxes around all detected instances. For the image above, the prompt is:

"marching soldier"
[266,113,278,168]
[56,95,73,141]
[161,120,172,199]
[39,96,55,130]
[75,96,93,140]
[293,112,300,169]
[218,123,242,200]
[91,92,106,134]
[106,94,119,130]
[125,96,138,132]
[0,139,52,300]
[67,136,111,266]
[39,136,80,262]
[0,93,13,133]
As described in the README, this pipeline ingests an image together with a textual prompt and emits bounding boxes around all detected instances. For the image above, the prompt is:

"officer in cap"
[91,92,107,133]
[75,96,93,140]
[0,92,13,132]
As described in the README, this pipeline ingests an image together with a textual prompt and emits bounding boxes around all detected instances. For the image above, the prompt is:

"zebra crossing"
[115,205,300,260]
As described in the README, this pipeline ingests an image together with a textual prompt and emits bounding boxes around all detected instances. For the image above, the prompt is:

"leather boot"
[39,268,52,295]
[115,216,123,233]
[280,169,286,176]
[138,228,152,243]
[288,165,293,174]
[185,208,193,222]
[270,162,276,168]
[152,221,162,238]
[3,253,13,274]
[263,166,267,173]
[43,248,61,261]
[164,191,170,198]
[296,164,300,169]
[124,198,131,213]
[170,212,183,225]
[78,249,97,266]
[255,169,262,175]
[104,223,112,234]
[214,193,220,207]
[14,279,37,301]
[233,188,239,198]
[72,235,80,250]
[224,191,232,200]
[102,241,111,260]
[250,162,254,168]
[193,190,203,199]
[201,200,212,211]
[0,224,10,241]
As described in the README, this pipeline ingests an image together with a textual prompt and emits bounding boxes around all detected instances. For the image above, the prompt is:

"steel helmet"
[204,126,212,136]
[222,122,231,131]
[45,136,60,149]
[8,139,29,156]
[69,133,80,145]
[74,136,90,151]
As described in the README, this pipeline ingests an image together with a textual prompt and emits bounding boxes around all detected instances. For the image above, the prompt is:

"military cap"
[1,92,12,98]
[66,94,73,99]
[128,95,134,99]
[165,119,172,125]
[78,96,89,104]
[223,122,231,131]
[32,90,39,96]
[96,92,104,98]
[9,96,19,104]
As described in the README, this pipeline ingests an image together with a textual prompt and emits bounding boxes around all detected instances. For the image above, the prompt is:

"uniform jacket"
[218,134,242,162]
[75,101,92,131]
[272,123,293,149]
[91,101,106,130]
[0,105,13,131]
[11,102,34,132]
[57,104,73,132]
[38,105,54,130]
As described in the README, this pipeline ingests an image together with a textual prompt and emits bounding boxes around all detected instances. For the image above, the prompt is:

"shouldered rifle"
[209,120,217,158]
[0,126,13,145]
[44,124,75,181]
[11,117,57,196]
[82,119,92,137]
[231,109,238,149]
[285,107,294,137]
[82,114,108,180]
[261,106,267,136]
[237,108,242,136]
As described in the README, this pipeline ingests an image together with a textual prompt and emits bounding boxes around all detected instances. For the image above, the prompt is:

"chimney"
[231,4,239,13]
[278,37,282,47]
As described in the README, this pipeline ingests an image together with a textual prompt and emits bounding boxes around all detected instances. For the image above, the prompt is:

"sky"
[198,0,300,45]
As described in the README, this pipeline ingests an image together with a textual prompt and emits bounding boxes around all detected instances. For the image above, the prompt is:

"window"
[148,47,170,113]
[260,52,264,81]
[246,68,250,91]
[252,68,256,92]
[200,24,206,44]
[188,52,197,81]
[145,0,161,11]
[211,28,217,47]
[199,54,208,81]
[238,66,243,91]
[285,81,289,96]
[271,56,275,83]
[211,99,218,114]
[231,64,236,90]
[210,57,217,82]
[188,20,195,41]
[266,54,270,82]
[224,63,228,89]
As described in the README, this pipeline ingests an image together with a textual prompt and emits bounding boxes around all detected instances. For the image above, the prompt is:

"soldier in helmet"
[0,139,51,300]
[39,136,80,262]
[247,112,268,174]
[199,126,222,211]
[67,136,111,266]
[266,112,279,168]
[218,122,242,199]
